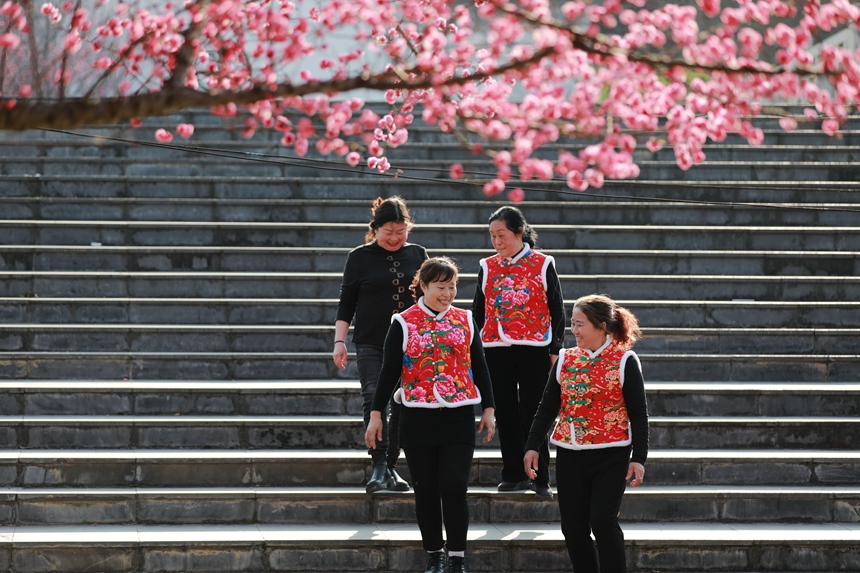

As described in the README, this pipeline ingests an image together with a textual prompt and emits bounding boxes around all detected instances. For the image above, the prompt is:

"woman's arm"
[623,354,649,466]
[545,261,566,357]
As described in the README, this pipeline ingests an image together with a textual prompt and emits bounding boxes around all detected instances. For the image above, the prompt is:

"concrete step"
[0,414,856,450]
[3,324,860,354]
[3,246,857,275]
[3,197,857,226]
[5,270,856,301]
[1,350,857,382]
[2,485,858,526]
[0,521,857,572]
[3,449,859,487]
[3,220,860,251]
[1,380,857,418]
[3,297,858,328]
[4,173,860,203]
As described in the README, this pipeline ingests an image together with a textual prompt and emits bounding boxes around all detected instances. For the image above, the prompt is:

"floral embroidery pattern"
[552,343,631,447]
[482,251,551,344]
[400,306,479,406]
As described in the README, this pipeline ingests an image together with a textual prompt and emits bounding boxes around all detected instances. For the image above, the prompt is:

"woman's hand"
[365,411,383,449]
[626,462,645,487]
[333,341,348,370]
[524,449,539,480]
[478,407,496,443]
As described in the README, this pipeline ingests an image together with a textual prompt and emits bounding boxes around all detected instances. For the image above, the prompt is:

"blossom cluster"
[1,0,859,199]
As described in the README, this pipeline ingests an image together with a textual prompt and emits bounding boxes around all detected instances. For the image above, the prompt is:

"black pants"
[403,442,475,552]
[356,343,401,467]
[556,446,631,573]
[484,345,551,485]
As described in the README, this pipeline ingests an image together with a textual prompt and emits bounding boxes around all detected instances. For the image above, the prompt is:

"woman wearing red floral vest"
[471,206,565,500]
[366,257,495,573]
[524,294,649,573]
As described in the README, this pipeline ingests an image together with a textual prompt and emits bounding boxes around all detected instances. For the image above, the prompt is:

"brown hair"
[366,196,414,243]
[410,257,459,302]
[573,294,642,350]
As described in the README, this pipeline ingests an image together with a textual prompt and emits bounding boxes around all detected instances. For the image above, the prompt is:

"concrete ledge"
[0,523,858,572]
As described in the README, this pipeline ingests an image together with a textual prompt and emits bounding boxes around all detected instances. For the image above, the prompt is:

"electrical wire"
[39,127,860,215]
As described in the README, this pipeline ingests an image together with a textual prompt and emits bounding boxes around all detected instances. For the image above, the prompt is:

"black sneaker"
[497,479,533,491]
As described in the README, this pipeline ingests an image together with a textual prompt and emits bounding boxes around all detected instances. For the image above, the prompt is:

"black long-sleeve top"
[371,306,495,448]
[471,248,566,355]
[336,242,428,346]
[525,349,649,465]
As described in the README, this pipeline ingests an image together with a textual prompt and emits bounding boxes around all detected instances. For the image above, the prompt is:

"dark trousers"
[403,442,475,552]
[356,343,401,467]
[556,446,631,573]
[484,345,551,485]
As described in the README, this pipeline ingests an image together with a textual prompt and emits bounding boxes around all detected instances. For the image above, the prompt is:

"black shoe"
[425,551,446,573]
[533,482,553,500]
[447,555,466,573]
[387,466,410,491]
[366,459,394,493]
[497,479,533,491]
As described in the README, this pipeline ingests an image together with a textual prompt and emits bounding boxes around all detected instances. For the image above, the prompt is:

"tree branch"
[0,46,556,131]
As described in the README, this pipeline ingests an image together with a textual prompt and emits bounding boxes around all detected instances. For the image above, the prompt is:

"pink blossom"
[482,179,506,196]
[779,117,798,131]
[154,129,173,143]
[822,119,840,137]
[176,124,194,139]
[566,171,588,192]
[0,33,21,49]
[507,188,525,204]
[646,137,663,153]
[18,85,33,97]
[295,137,309,156]
[449,163,464,179]
[346,152,361,167]
[699,0,720,18]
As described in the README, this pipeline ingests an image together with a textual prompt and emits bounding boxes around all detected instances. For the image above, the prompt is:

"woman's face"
[421,278,457,312]
[489,219,524,259]
[375,221,409,252]
[571,307,607,352]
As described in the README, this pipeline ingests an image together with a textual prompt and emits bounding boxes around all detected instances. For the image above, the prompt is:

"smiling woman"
[333,196,428,494]
[366,256,496,573]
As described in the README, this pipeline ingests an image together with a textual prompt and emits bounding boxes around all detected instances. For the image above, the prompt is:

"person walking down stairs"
[366,257,496,573]
[334,196,429,493]
[472,206,565,500]
[526,294,650,573]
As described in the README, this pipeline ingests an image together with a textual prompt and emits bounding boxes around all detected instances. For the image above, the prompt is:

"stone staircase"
[0,108,859,572]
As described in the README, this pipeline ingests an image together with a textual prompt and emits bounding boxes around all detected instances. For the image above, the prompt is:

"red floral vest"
[550,340,635,450]
[393,300,482,408]
[479,249,553,347]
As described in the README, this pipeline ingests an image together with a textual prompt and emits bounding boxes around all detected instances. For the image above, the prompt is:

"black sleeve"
[525,364,562,452]
[370,320,406,412]
[471,266,486,332]
[546,261,566,355]
[623,354,649,465]
[335,251,360,324]
[469,317,494,410]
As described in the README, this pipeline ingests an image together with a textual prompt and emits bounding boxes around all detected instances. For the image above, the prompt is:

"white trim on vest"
[480,248,553,348]
[550,339,633,451]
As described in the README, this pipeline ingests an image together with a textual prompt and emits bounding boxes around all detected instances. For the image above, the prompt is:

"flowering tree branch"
[0,0,858,201]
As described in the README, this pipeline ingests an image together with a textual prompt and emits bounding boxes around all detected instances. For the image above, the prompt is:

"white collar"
[505,243,531,264]
[581,336,613,358]
[418,296,451,319]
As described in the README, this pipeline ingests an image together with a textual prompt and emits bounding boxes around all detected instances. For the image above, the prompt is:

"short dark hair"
[410,257,459,302]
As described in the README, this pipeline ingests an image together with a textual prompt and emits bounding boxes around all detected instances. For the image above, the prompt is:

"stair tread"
[4,448,859,460]
[0,522,858,544]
